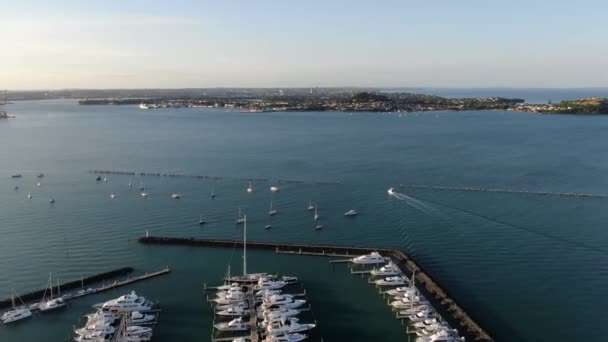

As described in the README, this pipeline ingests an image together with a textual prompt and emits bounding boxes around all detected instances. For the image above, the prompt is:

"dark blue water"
[1,99,608,341]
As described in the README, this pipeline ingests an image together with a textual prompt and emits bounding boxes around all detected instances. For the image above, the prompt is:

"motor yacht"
[100,291,152,312]
[344,209,358,217]
[386,286,413,296]
[129,311,156,324]
[261,297,306,309]
[74,330,112,342]
[257,307,300,320]
[217,306,248,317]
[125,326,153,339]
[214,317,250,331]
[266,318,316,335]
[351,252,386,265]
[370,262,400,276]
[254,278,287,291]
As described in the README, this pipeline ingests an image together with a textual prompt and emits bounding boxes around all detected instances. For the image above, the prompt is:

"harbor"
[139,235,494,341]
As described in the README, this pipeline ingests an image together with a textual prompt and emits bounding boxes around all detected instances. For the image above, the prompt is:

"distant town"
[2,88,607,114]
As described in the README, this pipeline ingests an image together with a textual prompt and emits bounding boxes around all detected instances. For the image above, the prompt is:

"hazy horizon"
[2,0,608,90]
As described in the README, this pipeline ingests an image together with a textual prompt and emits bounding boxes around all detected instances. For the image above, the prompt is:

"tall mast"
[243,214,247,276]
[49,272,53,299]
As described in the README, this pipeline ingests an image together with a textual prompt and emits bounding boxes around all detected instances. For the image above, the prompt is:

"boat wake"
[390,190,441,215]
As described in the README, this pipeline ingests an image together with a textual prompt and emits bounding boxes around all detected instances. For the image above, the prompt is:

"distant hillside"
[543,97,608,114]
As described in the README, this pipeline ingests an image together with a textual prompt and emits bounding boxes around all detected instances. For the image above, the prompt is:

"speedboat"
[217,306,248,317]
[265,224,272,229]
[214,317,250,331]
[262,332,307,342]
[344,209,358,216]
[351,252,385,265]
[171,193,181,199]
[270,186,280,192]
[39,297,66,312]
[370,262,400,276]
[388,187,396,196]
[100,291,152,312]
[375,276,406,286]
[1,296,32,323]
[130,311,156,324]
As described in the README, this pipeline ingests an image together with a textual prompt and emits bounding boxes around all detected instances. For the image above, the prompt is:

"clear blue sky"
[1,0,607,89]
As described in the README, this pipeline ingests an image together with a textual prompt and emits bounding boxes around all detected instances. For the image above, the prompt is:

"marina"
[139,235,493,341]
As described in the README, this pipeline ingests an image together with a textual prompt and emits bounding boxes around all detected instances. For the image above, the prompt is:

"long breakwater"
[89,170,341,185]
[138,235,494,341]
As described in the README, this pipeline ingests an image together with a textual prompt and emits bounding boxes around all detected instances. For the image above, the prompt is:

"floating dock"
[139,236,494,341]
[0,267,133,310]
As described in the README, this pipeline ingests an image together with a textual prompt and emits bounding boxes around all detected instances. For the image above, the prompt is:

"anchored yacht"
[262,332,307,342]
[268,200,277,216]
[246,181,253,193]
[270,186,280,192]
[307,200,314,211]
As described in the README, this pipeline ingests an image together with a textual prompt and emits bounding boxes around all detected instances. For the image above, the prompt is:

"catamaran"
[1,294,32,324]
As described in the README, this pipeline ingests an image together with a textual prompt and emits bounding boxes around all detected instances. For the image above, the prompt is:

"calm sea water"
[1,98,608,341]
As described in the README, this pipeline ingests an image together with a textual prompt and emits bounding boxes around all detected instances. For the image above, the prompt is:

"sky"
[1,0,607,89]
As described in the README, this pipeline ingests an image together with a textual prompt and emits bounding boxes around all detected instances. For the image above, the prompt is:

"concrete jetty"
[0,267,133,309]
[139,236,494,341]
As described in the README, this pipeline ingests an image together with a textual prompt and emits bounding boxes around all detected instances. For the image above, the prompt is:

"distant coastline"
[78,91,608,115]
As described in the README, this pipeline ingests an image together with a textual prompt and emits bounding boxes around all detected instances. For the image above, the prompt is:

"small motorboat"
[49,197,56,204]
[270,186,280,192]
[199,215,206,225]
[27,192,32,199]
[344,209,358,217]
[37,173,44,178]
[171,193,181,199]
[388,187,396,196]
[11,174,22,178]
[140,192,148,198]
[265,224,272,229]
[110,194,115,199]
[96,176,102,181]
[314,224,323,230]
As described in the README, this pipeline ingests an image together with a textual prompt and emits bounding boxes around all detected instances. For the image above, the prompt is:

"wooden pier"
[139,236,494,342]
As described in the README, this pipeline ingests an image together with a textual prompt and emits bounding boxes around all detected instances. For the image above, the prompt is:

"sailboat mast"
[49,272,53,299]
[243,215,247,276]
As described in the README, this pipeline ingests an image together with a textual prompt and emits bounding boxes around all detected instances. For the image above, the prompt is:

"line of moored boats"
[75,291,158,342]
[347,252,465,342]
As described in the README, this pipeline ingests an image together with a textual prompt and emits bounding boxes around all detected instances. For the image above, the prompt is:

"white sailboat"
[313,206,319,221]
[199,214,206,225]
[246,181,253,193]
[307,200,314,211]
[268,200,277,216]
[211,185,216,199]
[235,208,245,224]
[39,272,67,312]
